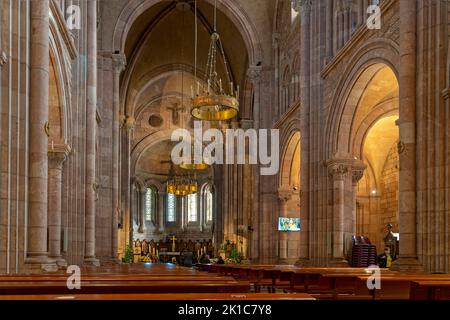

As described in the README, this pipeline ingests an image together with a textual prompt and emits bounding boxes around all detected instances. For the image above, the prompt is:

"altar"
[158,251,181,263]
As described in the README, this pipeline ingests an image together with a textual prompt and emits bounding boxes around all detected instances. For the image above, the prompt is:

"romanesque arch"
[112,0,262,66]
[327,55,400,260]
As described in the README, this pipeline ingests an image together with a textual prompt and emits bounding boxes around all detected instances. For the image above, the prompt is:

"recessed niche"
[149,114,163,127]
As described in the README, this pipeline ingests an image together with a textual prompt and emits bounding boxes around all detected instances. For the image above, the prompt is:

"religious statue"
[141,240,149,256]
[133,240,142,263]
[384,224,398,259]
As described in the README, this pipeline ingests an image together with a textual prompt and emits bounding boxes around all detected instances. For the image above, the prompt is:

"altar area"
[132,237,214,264]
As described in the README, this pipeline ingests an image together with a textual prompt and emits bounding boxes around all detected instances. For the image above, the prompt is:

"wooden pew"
[410,280,450,300]
[0,292,316,300]
[333,274,450,300]
[0,264,253,296]
[0,280,251,295]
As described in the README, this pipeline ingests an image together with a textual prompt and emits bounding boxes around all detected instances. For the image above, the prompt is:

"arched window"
[187,194,198,222]
[204,184,214,223]
[145,187,156,222]
[167,193,176,222]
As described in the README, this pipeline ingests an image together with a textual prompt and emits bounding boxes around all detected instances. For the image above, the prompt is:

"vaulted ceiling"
[124,0,249,100]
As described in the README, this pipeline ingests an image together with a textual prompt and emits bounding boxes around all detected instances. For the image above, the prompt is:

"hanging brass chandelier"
[166,175,198,196]
[176,1,210,171]
[190,0,239,122]
[166,161,198,196]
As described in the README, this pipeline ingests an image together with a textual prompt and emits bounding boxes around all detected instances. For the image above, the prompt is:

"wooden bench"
[410,280,450,300]
[0,292,316,300]
[0,264,253,296]
[0,280,251,295]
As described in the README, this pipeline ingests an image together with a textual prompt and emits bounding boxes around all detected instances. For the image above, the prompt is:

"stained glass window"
[167,193,176,222]
[205,185,213,222]
[145,187,154,221]
[188,194,197,222]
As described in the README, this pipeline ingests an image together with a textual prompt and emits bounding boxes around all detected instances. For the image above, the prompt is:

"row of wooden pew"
[197,264,450,300]
[0,264,314,300]
[1,263,449,300]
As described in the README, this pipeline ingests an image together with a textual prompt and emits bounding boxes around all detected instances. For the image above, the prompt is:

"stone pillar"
[325,0,334,61]
[84,0,99,266]
[48,144,71,268]
[342,0,352,43]
[158,191,166,233]
[272,33,280,119]
[111,53,126,260]
[351,162,366,245]
[247,66,262,261]
[25,0,57,272]
[122,117,135,246]
[278,188,293,262]
[327,160,350,265]
[391,0,422,271]
[139,188,146,233]
[296,0,311,267]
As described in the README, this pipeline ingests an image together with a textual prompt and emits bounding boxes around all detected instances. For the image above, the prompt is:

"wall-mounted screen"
[278,217,301,232]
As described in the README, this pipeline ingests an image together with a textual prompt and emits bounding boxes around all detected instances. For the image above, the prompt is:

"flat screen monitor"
[278,217,301,232]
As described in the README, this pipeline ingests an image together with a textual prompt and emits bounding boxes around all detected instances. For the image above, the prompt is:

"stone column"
[48,144,71,268]
[327,160,350,265]
[351,162,366,248]
[278,188,293,261]
[139,188,146,233]
[342,0,352,43]
[247,66,262,261]
[325,0,334,61]
[122,117,135,246]
[158,191,166,233]
[296,0,311,267]
[84,0,99,266]
[272,33,280,119]
[391,0,422,271]
[111,53,126,260]
[25,0,57,272]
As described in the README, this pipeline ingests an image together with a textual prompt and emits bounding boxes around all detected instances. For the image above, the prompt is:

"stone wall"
[379,143,399,236]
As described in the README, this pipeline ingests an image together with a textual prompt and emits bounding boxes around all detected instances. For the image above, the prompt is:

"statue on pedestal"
[384,224,398,259]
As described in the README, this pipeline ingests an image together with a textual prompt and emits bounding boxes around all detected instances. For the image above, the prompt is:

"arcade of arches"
[1,0,450,275]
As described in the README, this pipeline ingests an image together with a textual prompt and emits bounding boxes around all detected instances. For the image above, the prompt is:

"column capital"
[0,52,7,67]
[278,187,294,203]
[112,52,127,74]
[48,143,71,169]
[298,0,312,16]
[247,65,262,84]
[326,158,352,180]
[351,160,367,185]
[121,115,135,130]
